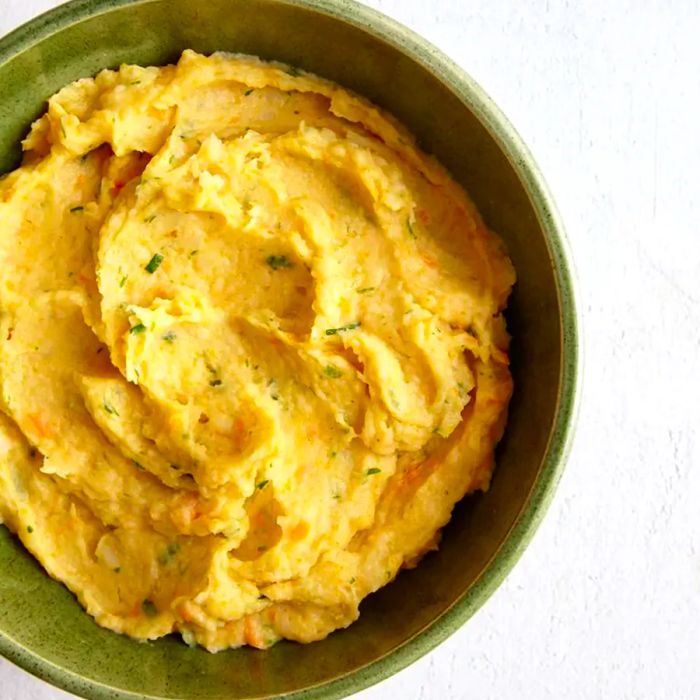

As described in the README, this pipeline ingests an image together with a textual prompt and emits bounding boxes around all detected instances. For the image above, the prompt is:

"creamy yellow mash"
[0,50,514,650]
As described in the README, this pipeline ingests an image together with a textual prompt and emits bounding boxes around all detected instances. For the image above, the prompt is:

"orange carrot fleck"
[26,413,52,439]
[289,521,309,541]
[244,616,264,648]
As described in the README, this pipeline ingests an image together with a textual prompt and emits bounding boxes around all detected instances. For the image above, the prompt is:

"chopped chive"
[144,214,157,223]
[366,468,381,476]
[406,218,417,239]
[244,88,254,96]
[188,249,199,258]
[158,542,180,565]
[325,322,361,336]
[131,460,144,470]
[323,365,343,378]
[266,254,293,270]
[209,378,223,387]
[162,331,176,343]
[119,274,128,288]
[103,401,119,416]
[26,526,33,533]
[142,599,158,617]
[357,286,376,294]
[70,206,84,213]
[144,253,163,273]
[130,80,141,85]
[129,323,146,335]
[256,479,269,490]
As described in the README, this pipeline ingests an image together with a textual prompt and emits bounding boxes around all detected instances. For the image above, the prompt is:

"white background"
[2,1,699,698]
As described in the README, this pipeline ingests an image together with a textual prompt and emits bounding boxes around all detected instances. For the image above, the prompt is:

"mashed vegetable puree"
[0,50,514,650]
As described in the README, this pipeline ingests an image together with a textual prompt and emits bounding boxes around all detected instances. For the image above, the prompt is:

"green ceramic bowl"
[0,1,580,698]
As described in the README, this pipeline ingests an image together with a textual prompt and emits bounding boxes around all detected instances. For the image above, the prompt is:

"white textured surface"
[2,1,699,698]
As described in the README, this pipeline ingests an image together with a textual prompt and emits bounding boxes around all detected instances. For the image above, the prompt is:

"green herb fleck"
[366,468,381,476]
[323,365,343,378]
[188,249,199,258]
[406,218,417,239]
[266,254,293,270]
[357,286,376,294]
[70,206,84,213]
[119,274,128,288]
[26,525,33,534]
[285,66,302,77]
[256,479,269,490]
[59,122,66,138]
[162,331,176,343]
[158,542,180,566]
[244,88,254,96]
[142,599,158,617]
[325,322,361,336]
[114,567,121,573]
[144,214,157,223]
[349,577,356,584]
[205,359,222,386]
[130,323,146,335]
[130,80,141,85]
[131,460,144,470]
[144,253,164,273]
[103,402,119,416]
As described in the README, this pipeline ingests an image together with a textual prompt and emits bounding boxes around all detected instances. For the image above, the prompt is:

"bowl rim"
[0,1,581,698]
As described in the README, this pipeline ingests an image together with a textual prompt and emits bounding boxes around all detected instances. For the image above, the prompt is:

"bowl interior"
[0,1,574,698]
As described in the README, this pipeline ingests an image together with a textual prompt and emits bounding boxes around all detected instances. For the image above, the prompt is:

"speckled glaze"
[0,1,580,698]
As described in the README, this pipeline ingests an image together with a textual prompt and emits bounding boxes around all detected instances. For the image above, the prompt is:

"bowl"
[0,1,580,698]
